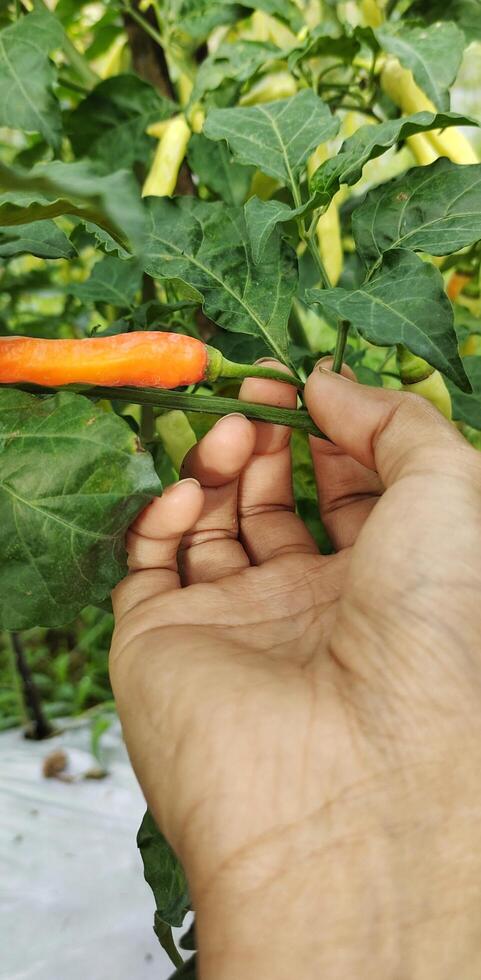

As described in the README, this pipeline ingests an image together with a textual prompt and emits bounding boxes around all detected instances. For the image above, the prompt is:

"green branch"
[8,384,326,438]
[298,204,350,370]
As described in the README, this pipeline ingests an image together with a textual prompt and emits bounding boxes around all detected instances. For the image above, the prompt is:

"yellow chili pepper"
[397,346,452,420]
[155,410,196,472]
[142,115,191,198]
[407,132,439,167]
[248,172,280,200]
[188,104,205,134]
[461,334,481,357]
[92,33,129,79]
[307,145,344,286]
[146,119,170,140]
[239,71,298,106]
[361,0,384,27]
[381,57,478,165]
[301,0,323,30]
[249,10,298,47]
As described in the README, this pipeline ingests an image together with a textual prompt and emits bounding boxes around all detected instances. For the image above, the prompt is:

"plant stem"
[9,384,326,438]
[60,32,99,88]
[332,320,350,373]
[332,101,383,122]
[58,75,91,96]
[291,179,303,211]
[154,918,184,969]
[304,221,331,290]
[298,196,351,369]
[122,1,195,82]
[140,404,155,443]
[214,356,303,388]
[5,633,28,727]
[386,0,401,16]
[92,387,326,437]
[9,632,54,740]
[122,3,166,50]
[318,82,361,92]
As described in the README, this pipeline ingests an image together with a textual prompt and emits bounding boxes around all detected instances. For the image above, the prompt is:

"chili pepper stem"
[206,347,303,389]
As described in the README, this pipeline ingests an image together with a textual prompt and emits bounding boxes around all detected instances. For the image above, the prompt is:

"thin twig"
[10,633,54,740]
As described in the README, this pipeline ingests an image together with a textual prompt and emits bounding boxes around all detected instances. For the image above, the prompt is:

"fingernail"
[254,357,277,366]
[213,412,247,427]
[315,357,334,371]
[163,477,200,494]
[316,362,350,379]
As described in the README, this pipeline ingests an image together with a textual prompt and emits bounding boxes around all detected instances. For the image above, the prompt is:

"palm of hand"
[113,544,359,889]
[111,368,481,900]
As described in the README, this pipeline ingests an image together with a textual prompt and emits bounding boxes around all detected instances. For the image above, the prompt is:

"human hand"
[110,363,481,979]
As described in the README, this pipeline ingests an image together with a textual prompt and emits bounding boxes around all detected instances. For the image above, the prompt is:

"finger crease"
[322,490,382,517]
[240,502,295,519]
[179,528,238,550]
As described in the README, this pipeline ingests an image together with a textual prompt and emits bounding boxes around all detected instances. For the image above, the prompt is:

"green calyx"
[205,346,303,389]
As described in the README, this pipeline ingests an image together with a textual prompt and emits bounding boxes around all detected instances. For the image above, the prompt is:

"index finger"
[304,366,468,487]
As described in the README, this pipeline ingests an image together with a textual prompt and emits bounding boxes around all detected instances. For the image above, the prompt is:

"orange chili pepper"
[0,332,301,390]
[447,271,472,302]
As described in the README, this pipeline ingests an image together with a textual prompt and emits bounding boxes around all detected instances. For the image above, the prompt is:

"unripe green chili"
[396,346,452,420]
[0,332,302,390]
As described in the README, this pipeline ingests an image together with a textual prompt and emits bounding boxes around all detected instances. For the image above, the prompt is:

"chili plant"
[1,0,481,974]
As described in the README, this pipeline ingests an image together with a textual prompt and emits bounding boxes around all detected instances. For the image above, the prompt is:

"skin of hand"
[110,362,481,979]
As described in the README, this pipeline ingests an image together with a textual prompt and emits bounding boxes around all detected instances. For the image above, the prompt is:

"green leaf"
[166,0,241,44]
[0,389,160,630]
[0,160,146,255]
[288,28,360,73]
[254,0,302,28]
[187,134,254,206]
[142,197,297,362]
[353,159,481,271]
[307,249,470,390]
[168,955,197,979]
[67,75,176,170]
[209,330,270,363]
[137,810,190,928]
[448,355,481,426]
[244,196,307,263]
[192,40,283,102]
[55,0,95,26]
[0,220,76,259]
[0,9,63,147]
[204,91,339,191]
[167,0,300,43]
[310,111,478,203]
[69,256,142,308]
[179,920,196,951]
[375,20,465,111]
[407,1,481,45]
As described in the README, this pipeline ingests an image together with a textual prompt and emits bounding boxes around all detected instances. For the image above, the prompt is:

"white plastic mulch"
[0,718,189,980]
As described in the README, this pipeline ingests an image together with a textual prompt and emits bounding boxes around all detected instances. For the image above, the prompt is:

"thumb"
[304,365,466,487]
